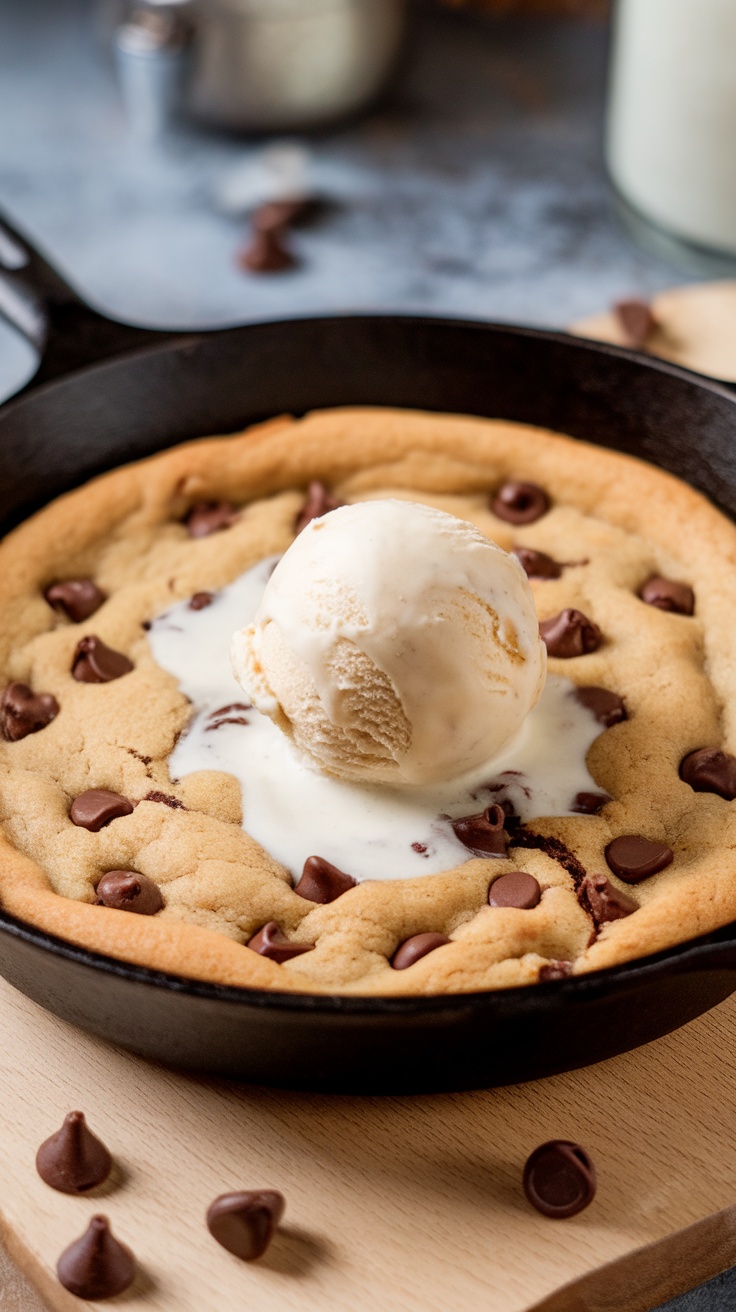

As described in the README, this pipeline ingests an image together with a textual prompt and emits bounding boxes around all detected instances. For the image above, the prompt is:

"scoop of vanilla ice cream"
[231,500,546,786]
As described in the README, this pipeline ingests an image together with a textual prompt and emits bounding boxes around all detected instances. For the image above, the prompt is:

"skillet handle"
[0,210,174,396]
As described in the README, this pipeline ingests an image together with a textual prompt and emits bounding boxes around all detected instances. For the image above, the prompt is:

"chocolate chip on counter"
[238,228,296,274]
[295,480,344,534]
[523,1141,596,1218]
[72,636,133,684]
[574,686,627,727]
[57,1215,136,1300]
[512,546,563,579]
[45,579,106,623]
[247,922,315,963]
[0,682,59,742]
[578,874,637,928]
[36,1111,112,1195]
[185,501,240,539]
[189,591,215,611]
[605,835,673,884]
[488,871,541,909]
[680,747,736,801]
[451,803,509,857]
[491,481,550,525]
[571,791,611,815]
[538,960,573,982]
[70,789,134,832]
[207,1190,285,1261]
[294,855,357,904]
[95,870,164,915]
[253,198,313,232]
[391,932,451,970]
[639,576,695,616]
[540,609,601,658]
[614,297,658,349]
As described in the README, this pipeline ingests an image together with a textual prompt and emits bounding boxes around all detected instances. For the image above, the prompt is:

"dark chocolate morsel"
[523,1140,596,1218]
[72,636,133,683]
[295,480,344,534]
[639,576,694,616]
[512,546,563,579]
[36,1111,112,1195]
[0,682,59,742]
[605,835,673,884]
[57,1215,136,1300]
[488,871,541,909]
[540,609,601,658]
[207,1190,285,1261]
[294,855,357,904]
[95,870,164,915]
[680,748,736,801]
[247,922,315,963]
[70,789,134,832]
[451,803,509,857]
[189,591,215,610]
[45,579,106,623]
[571,791,611,815]
[578,874,637,928]
[538,960,573,982]
[391,932,451,970]
[614,297,658,348]
[491,481,549,525]
[574,686,627,727]
[238,229,295,274]
[185,501,240,538]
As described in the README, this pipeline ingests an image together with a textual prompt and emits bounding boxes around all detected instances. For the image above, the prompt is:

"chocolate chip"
[511,829,587,888]
[639,576,694,616]
[95,870,164,915]
[488,871,541,909]
[185,501,240,538]
[491,481,550,525]
[36,1111,112,1195]
[238,228,296,273]
[70,789,134,832]
[391,932,451,970]
[451,804,509,857]
[578,874,637,927]
[57,1215,136,1300]
[540,609,601,658]
[189,591,215,610]
[0,682,59,741]
[523,1141,596,1218]
[72,636,133,683]
[574,686,627,727]
[207,1190,285,1261]
[680,748,736,800]
[512,546,563,579]
[571,791,611,814]
[247,922,315,963]
[614,297,657,348]
[538,961,573,982]
[605,835,673,883]
[294,855,357,904]
[253,198,313,232]
[295,480,343,534]
[45,579,106,623]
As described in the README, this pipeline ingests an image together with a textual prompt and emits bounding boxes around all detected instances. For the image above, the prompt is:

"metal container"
[187,0,406,131]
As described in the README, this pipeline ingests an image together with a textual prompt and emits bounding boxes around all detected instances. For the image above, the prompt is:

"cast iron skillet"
[1,212,736,1094]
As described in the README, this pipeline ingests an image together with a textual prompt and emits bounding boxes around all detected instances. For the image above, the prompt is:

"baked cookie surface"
[0,406,735,995]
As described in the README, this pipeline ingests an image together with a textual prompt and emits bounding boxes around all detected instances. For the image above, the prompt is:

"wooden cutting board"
[0,974,735,1312]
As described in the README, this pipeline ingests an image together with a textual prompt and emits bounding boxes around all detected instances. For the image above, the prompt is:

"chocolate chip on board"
[295,480,344,534]
[36,1111,112,1195]
[294,855,357,904]
[207,1190,286,1261]
[72,636,133,683]
[45,579,106,623]
[680,748,736,801]
[247,922,315,963]
[540,609,601,658]
[452,804,509,857]
[639,576,695,616]
[578,874,637,928]
[491,481,549,525]
[95,870,164,915]
[512,546,563,579]
[391,932,451,970]
[0,681,59,741]
[185,501,240,538]
[488,871,541,909]
[574,686,627,728]
[523,1140,596,1218]
[70,789,134,832]
[605,835,674,884]
[56,1215,136,1300]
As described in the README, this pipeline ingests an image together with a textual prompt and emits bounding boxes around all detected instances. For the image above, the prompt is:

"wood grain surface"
[0,976,735,1312]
